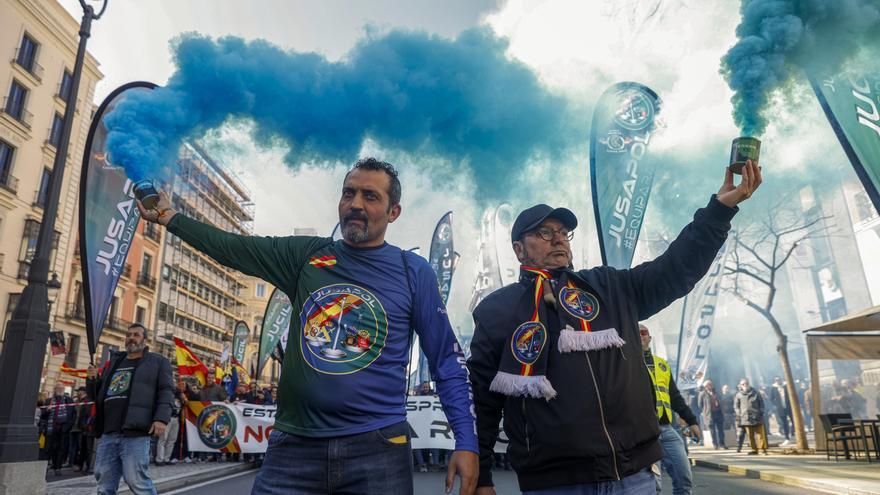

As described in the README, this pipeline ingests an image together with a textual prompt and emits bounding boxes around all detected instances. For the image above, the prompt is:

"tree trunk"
[772,325,809,451]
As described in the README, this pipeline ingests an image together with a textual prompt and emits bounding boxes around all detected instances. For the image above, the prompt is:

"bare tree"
[723,197,833,452]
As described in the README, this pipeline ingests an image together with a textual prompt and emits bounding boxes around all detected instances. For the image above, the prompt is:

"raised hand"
[717,159,762,208]
[136,191,177,226]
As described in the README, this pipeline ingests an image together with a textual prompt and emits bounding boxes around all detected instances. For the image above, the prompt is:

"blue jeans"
[523,468,655,494]
[655,424,692,495]
[95,433,156,495]
[251,421,413,494]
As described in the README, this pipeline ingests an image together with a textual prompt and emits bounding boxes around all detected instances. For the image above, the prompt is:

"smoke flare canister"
[133,180,160,210]
[728,137,761,174]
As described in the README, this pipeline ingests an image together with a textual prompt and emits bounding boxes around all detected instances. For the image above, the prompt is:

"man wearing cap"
[468,161,761,494]
[641,324,700,495]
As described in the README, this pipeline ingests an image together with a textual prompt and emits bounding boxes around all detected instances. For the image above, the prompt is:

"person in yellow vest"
[640,324,700,495]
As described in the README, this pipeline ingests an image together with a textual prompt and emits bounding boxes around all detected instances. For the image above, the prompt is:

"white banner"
[406,395,508,453]
[186,397,508,453]
[185,401,277,453]
[676,242,730,390]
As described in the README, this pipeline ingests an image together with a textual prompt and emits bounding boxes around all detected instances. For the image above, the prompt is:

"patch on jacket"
[559,287,599,321]
[658,361,667,372]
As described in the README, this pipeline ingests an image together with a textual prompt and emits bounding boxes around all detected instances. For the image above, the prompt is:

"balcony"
[143,223,162,243]
[107,315,133,332]
[138,273,157,291]
[1,97,33,129]
[0,174,17,195]
[12,47,44,81]
[65,303,86,322]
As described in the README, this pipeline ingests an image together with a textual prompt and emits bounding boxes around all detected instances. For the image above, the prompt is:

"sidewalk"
[690,446,880,495]
[46,461,256,495]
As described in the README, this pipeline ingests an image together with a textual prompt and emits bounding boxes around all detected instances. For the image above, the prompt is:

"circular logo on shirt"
[300,284,389,375]
[559,287,600,321]
[658,361,668,373]
[511,322,547,366]
[107,370,132,396]
[197,404,237,449]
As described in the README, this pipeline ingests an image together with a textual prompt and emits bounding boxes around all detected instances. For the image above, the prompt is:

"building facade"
[153,143,254,365]
[0,0,103,387]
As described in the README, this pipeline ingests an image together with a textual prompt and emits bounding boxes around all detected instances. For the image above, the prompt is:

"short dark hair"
[345,157,402,207]
[128,323,149,341]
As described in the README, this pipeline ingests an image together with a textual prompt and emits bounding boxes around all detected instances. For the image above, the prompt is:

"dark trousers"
[710,413,726,448]
[68,431,82,466]
[80,435,95,471]
[775,408,792,439]
[737,427,747,451]
[47,431,68,470]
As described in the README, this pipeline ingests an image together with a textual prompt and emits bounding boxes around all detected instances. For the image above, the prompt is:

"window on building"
[0,140,14,188]
[15,34,38,74]
[135,306,146,325]
[6,293,21,314]
[5,80,29,123]
[65,334,80,367]
[58,70,73,103]
[141,253,152,277]
[35,168,51,208]
[48,113,63,147]
[109,296,119,327]
[256,283,266,298]
[20,220,40,263]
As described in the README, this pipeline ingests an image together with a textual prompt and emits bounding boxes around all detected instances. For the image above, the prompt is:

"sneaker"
[418,466,427,473]
[184,457,192,464]
[170,459,178,465]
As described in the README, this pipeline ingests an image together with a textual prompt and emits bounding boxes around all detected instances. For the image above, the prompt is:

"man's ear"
[512,241,525,262]
[387,203,402,223]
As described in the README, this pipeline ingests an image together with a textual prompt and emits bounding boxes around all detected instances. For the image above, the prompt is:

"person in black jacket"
[86,323,173,495]
[469,161,761,494]
[43,383,75,476]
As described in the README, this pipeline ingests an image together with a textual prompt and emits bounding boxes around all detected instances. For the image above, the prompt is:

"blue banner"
[589,82,662,268]
[418,212,459,384]
[79,82,157,355]
[807,60,880,213]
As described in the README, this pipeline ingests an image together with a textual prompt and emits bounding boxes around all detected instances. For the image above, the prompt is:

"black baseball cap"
[511,204,578,242]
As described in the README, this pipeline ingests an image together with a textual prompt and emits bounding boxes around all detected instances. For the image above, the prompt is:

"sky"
[59,0,873,378]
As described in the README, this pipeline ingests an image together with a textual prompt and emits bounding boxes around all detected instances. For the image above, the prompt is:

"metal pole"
[0,2,104,463]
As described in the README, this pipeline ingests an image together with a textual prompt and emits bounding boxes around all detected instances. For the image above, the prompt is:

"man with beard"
[136,158,478,495]
[86,324,173,494]
[469,161,761,494]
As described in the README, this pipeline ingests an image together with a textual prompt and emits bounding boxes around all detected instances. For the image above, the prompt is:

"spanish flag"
[174,337,209,386]
[60,363,88,379]
[231,357,251,385]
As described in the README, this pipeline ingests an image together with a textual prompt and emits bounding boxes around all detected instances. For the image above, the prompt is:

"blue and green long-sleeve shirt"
[167,215,478,452]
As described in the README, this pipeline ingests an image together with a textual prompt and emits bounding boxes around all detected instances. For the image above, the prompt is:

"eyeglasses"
[528,227,574,242]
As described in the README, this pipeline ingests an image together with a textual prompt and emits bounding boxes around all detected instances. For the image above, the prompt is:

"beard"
[125,340,146,353]
[341,211,371,244]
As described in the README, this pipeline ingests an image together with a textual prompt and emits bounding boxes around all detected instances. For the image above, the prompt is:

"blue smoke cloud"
[104,28,581,197]
[721,0,880,136]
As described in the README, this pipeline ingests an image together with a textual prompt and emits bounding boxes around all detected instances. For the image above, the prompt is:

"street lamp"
[0,0,108,483]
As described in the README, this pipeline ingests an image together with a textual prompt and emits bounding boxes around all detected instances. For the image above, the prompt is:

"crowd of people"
[37,352,281,483]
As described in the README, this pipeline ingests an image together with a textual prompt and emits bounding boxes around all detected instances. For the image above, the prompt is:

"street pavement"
[164,466,828,495]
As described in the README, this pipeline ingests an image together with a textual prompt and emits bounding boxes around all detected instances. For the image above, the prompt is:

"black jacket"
[468,196,735,491]
[86,349,174,438]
